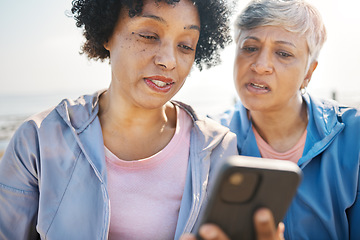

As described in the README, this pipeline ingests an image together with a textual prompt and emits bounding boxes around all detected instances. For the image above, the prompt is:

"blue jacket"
[217,93,360,239]
[0,90,238,240]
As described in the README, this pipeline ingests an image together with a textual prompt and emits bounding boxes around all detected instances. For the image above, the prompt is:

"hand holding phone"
[196,155,302,240]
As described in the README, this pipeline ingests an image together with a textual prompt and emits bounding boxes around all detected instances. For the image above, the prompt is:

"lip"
[246,79,271,94]
[144,75,175,93]
[146,75,174,83]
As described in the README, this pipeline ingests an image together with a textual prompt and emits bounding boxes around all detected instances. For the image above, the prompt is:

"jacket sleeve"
[0,121,40,239]
[348,163,360,240]
[216,131,238,160]
[343,108,360,240]
[208,130,239,186]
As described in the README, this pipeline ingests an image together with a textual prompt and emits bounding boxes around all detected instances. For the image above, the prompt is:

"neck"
[250,100,308,152]
[98,88,177,160]
[98,88,174,132]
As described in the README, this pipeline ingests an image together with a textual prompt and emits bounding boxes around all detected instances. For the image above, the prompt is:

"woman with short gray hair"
[218,0,360,239]
[234,0,327,63]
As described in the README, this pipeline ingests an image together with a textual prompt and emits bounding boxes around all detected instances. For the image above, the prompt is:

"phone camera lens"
[229,173,244,186]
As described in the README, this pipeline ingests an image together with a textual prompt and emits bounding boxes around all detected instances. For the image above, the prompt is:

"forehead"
[135,0,200,25]
[239,26,307,49]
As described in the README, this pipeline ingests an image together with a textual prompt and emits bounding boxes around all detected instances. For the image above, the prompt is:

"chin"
[241,99,268,112]
[139,97,171,110]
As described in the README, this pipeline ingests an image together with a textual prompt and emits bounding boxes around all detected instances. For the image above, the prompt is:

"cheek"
[178,55,195,77]
[233,57,247,83]
[277,73,304,97]
[284,68,305,87]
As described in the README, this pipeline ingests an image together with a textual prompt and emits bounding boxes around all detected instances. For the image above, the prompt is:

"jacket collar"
[299,93,345,166]
[225,102,261,157]
[55,90,104,133]
[230,94,345,164]
[54,89,107,183]
[303,93,344,139]
[54,89,231,181]
[174,100,232,150]
[55,90,208,134]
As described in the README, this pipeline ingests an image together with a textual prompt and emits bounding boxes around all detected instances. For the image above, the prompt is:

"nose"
[250,49,273,74]
[154,42,176,70]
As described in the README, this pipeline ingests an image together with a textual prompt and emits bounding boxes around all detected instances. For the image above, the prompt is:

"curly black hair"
[71,0,233,70]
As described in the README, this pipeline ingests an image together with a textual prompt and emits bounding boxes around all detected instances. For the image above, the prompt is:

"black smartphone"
[195,155,302,240]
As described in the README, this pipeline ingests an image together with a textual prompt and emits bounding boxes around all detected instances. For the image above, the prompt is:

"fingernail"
[257,209,270,222]
[201,225,217,238]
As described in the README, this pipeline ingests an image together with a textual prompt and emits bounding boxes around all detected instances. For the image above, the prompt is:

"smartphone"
[195,155,302,240]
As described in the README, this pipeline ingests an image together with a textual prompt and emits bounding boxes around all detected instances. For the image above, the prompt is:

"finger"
[254,208,277,240]
[276,222,285,240]
[198,224,230,240]
[179,233,197,240]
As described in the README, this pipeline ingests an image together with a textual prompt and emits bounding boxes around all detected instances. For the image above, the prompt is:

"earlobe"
[104,40,110,51]
[301,79,310,89]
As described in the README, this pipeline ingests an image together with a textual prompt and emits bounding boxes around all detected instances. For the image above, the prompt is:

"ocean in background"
[1,88,359,157]
[0,92,82,154]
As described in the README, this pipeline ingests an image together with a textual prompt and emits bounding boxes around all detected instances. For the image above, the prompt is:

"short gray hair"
[235,0,327,62]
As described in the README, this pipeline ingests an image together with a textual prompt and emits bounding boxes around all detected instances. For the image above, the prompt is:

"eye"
[241,46,258,53]
[178,44,195,52]
[138,33,158,41]
[277,51,293,58]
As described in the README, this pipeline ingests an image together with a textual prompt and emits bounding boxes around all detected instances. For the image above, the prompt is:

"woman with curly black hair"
[0,0,281,239]
[71,0,232,70]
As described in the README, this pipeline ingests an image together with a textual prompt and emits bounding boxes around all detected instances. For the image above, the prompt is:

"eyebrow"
[185,25,200,31]
[243,36,296,48]
[142,14,200,32]
[142,14,166,23]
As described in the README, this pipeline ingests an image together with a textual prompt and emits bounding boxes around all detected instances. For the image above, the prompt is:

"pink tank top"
[105,105,192,240]
[252,126,307,163]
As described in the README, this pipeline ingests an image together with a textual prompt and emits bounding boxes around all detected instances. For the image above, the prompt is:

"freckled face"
[234,26,311,113]
[105,0,200,109]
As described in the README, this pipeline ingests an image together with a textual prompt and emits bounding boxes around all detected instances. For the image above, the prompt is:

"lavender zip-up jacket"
[0,90,238,240]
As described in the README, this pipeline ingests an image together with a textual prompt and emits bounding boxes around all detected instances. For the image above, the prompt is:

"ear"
[104,40,110,51]
[302,61,318,88]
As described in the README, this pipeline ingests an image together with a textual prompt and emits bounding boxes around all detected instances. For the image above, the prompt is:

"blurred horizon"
[0,0,360,107]
[1,0,360,156]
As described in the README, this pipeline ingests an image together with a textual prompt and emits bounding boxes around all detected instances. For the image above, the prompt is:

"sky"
[0,0,360,111]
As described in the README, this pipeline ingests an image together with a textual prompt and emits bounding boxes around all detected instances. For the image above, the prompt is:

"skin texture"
[234,26,317,152]
[98,0,200,161]
[104,0,200,110]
